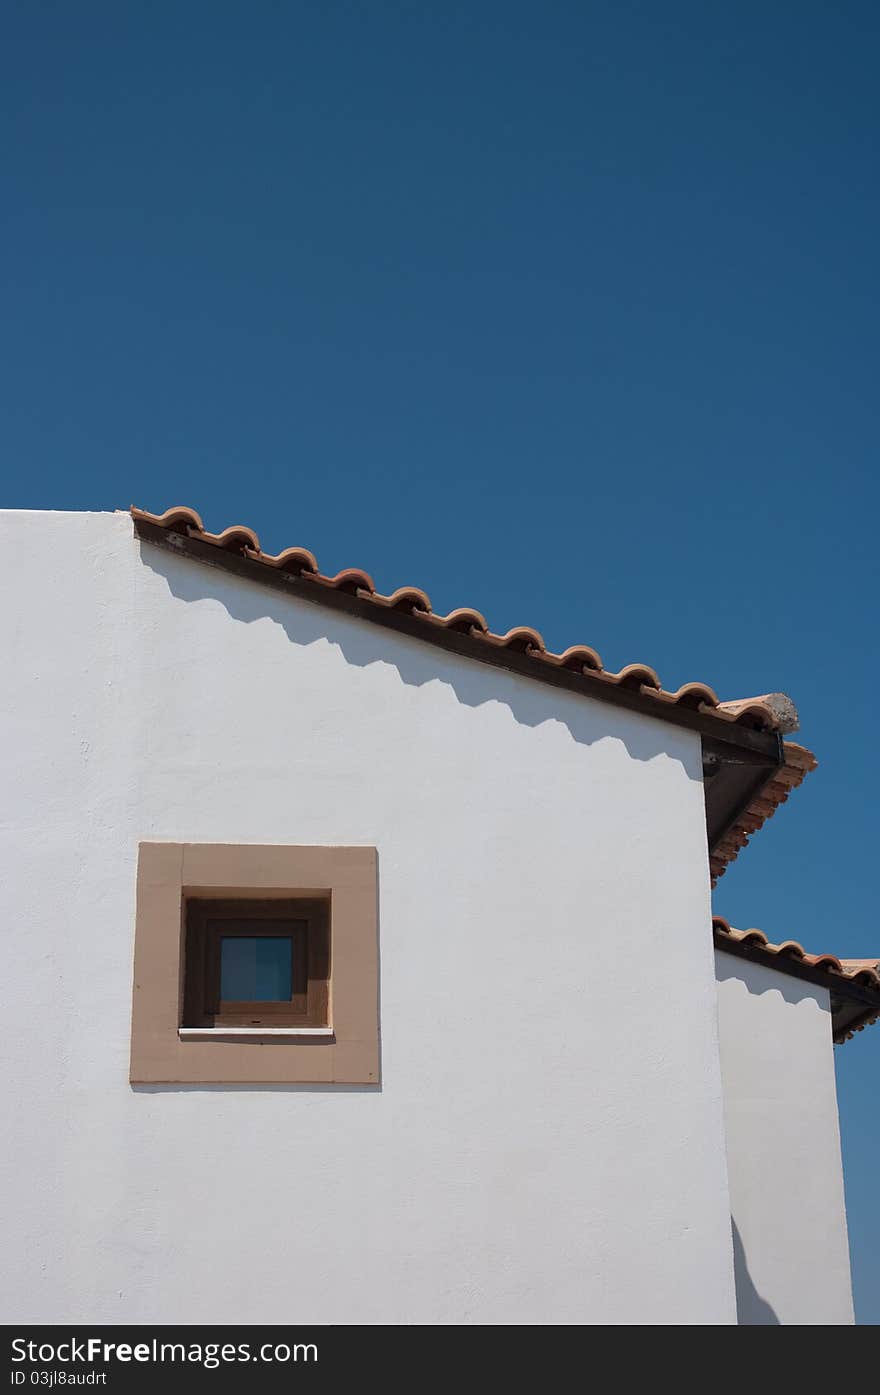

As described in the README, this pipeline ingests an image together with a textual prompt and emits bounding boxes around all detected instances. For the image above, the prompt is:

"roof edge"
[130,505,784,757]
[709,742,817,885]
[713,917,880,1044]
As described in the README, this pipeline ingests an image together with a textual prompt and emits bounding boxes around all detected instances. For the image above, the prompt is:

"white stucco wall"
[0,509,737,1324]
[715,951,854,1324]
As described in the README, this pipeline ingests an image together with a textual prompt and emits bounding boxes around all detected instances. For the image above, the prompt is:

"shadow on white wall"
[732,1218,780,1325]
[715,956,822,1010]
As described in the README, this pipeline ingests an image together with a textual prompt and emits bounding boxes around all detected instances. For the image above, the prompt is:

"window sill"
[178,1027,335,1042]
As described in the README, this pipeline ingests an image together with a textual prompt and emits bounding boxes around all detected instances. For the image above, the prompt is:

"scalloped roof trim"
[713,917,880,990]
[131,506,781,732]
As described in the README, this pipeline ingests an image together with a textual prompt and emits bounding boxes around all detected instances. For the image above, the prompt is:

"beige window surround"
[130,843,379,1085]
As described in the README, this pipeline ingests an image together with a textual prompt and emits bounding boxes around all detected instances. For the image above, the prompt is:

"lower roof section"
[713,918,880,1044]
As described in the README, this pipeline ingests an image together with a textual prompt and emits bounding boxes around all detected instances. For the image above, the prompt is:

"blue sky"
[2,1,878,1320]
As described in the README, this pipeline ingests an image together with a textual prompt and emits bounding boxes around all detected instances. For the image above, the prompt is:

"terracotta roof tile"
[713,917,880,1042]
[718,692,799,732]
[130,505,782,733]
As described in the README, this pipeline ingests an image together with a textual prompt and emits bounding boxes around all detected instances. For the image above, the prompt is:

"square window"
[130,843,379,1085]
[183,898,330,1029]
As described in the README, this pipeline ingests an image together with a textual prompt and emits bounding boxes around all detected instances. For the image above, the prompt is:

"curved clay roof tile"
[437,607,490,635]
[201,525,261,554]
[555,644,604,673]
[255,546,319,575]
[775,940,807,959]
[719,693,800,734]
[322,568,376,596]
[724,701,777,729]
[808,954,845,974]
[667,682,720,710]
[493,626,546,654]
[846,965,880,988]
[380,586,432,615]
[739,929,770,949]
[131,504,204,534]
[612,663,662,692]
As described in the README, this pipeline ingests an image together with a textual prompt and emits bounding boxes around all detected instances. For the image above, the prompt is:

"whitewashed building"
[2,504,877,1326]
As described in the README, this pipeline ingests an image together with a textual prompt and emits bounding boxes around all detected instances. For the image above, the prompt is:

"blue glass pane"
[220,937,293,1001]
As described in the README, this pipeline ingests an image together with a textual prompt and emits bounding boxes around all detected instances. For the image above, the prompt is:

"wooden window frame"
[183,898,330,1029]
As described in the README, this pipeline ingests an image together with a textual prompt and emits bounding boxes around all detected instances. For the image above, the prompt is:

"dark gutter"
[702,744,784,853]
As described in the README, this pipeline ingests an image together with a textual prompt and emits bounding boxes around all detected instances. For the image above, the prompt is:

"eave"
[713,919,880,1044]
[130,506,806,873]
